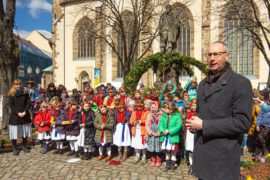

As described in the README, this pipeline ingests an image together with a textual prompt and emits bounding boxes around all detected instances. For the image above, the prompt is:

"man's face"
[207,43,228,73]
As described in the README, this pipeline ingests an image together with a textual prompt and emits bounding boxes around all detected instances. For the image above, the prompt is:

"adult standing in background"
[8,79,32,156]
[186,41,252,180]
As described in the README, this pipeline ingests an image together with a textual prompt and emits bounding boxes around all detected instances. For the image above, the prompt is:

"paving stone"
[0,145,195,179]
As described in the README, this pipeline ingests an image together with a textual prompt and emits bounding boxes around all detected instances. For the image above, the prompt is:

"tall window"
[224,5,254,76]
[117,13,138,78]
[77,20,95,58]
[174,7,192,76]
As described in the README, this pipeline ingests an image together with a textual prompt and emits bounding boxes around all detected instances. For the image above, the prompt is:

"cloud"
[13,29,31,38]
[37,30,52,39]
[28,0,52,18]
[16,0,24,8]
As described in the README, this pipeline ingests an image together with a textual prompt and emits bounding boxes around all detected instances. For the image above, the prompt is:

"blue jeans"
[241,133,248,149]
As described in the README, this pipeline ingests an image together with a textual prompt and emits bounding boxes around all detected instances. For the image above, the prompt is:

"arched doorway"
[78,71,90,91]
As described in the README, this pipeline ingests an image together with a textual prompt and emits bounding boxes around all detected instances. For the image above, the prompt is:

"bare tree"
[219,0,270,86]
[81,0,168,78]
[0,0,16,135]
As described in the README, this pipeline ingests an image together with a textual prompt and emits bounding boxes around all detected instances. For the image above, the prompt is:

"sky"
[12,0,53,38]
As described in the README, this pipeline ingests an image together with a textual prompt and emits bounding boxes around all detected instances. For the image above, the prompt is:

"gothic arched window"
[117,12,138,78]
[174,6,193,76]
[74,19,95,59]
[223,4,254,76]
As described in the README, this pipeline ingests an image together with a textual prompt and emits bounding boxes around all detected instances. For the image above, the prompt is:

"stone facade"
[52,0,270,91]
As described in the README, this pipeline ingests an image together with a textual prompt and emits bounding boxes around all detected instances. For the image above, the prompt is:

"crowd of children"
[25,78,270,172]
[26,78,198,172]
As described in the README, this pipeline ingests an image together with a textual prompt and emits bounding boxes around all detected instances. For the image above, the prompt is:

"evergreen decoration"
[124,52,209,92]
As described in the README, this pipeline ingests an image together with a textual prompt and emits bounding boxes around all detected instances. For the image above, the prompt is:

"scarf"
[207,62,230,86]
[82,112,86,123]
[68,109,76,120]
[120,95,126,104]
[136,109,143,120]
[101,113,107,142]
[150,112,159,124]
[107,96,114,106]
[117,111,126,123]
[16,88,23,94]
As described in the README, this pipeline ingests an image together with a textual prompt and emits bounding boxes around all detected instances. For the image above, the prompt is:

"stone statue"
[159,4,180,54]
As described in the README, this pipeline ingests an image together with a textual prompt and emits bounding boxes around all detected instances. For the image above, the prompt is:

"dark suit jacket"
[193,67,252,180]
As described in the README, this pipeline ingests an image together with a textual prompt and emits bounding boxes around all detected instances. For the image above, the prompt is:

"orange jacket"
[130,110,149,136]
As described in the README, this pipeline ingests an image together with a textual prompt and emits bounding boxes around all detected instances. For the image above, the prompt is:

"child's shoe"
[151,157,156,166]
[97,155,103,160]
[105,155,111,162]
[155,157,162,167]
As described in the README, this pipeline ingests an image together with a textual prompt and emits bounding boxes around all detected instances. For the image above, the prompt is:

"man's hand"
[186,116,203,132]
[18,112,25,118]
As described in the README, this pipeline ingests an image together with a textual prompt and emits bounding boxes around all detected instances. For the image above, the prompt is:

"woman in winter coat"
[8,79,32,156]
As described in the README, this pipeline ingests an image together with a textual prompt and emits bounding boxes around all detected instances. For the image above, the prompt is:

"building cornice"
[60,0,97,6]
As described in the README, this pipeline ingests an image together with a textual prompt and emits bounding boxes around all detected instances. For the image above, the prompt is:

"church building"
[52,0,269,91]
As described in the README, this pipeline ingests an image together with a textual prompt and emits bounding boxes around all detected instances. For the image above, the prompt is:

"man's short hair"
[212,41,228,53]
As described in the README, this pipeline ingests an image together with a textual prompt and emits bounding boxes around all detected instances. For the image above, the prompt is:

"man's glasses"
[207,52,227,58]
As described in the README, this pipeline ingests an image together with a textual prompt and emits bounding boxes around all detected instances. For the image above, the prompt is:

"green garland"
[123,52,209,92]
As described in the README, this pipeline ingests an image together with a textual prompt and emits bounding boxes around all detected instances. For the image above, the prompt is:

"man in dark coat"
[186,41,252,180]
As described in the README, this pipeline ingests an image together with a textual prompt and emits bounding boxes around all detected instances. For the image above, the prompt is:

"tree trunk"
[1,63,14,137]
[267,63,270,88]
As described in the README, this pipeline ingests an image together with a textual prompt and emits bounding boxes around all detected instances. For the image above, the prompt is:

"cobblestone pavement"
[0,145,196,180]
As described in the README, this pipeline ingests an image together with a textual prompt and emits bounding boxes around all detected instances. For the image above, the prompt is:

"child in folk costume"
[94,105,114,161]
[103,89,116,110]
[159,102,182,171]
[94,87,105,107]
[185,99,196,174]
[119,87,131,106]
[146,101,162,167]
[34,102,52,154]
[51,102,66,154]
[130,100,149,163]
[133,90,142,103]
[77,102,96,160]
[64,100,81,158]
[113,101,131,161]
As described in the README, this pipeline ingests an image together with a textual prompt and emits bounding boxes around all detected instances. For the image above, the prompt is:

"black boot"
[73,151,79,158]
[59,149,64,155]
[12,140,19,156]
[171,160,176,171]
[165,160,171,171]
[85,152,91,160]
[53,149,60,154]
[42,143,49,154]
[69,150,74,156]
[22,138,30,153]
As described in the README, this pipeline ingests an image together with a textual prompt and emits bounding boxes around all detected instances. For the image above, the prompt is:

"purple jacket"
[64,108,80,136]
